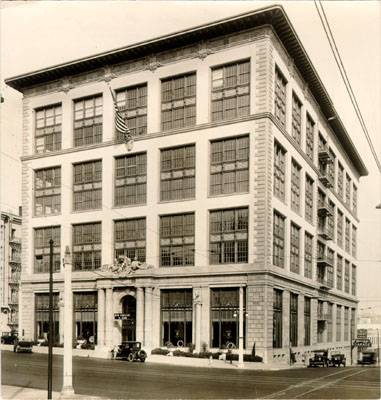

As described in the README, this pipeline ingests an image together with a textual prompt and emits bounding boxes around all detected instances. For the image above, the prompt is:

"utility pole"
[48,239,54,400]
[61,246,74,397]
[238,286,244,368]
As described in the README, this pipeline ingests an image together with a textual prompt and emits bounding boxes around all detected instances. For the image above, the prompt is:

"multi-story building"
[0,211,22,334]
[6,5,367,363]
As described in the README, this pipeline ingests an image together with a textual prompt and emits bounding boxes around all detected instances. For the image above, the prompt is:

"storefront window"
[35,293,59,345]
[74,292,97,347]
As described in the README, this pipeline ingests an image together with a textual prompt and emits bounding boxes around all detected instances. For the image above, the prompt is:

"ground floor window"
[35,293,59,345]
[290,293,298,347]
[273,289,283,348]
[74,292,97,346]
[304,297,311,346]
[210,287,246,349]
[161,289,192,347]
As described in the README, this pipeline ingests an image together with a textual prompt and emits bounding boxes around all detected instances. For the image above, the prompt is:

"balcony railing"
[317,277,332,291]
[318,222,334,241]
[318,144,333,164]
[8,298,19,306]
[318,200,334,217]
[319,169,334,188]
[9,255,21,264]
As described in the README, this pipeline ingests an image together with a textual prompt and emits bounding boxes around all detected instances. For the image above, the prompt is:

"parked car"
[329,353,346,367]
[358,350,377,365]
[115,341,147,362]
[308,350,329,367]
[1,331,17,345]
[13,338,33,353]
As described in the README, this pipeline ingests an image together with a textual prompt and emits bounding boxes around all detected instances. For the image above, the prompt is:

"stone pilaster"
[136,287,144,343]
[97,288,105,347]
[105,288,113,348]
[144,287,152,349]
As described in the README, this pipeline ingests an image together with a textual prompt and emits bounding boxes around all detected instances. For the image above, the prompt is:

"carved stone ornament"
[60,78,74,93]
[194,47,213,60]
[103,66,116,83]
[193,289,202,305]
[100,255,153,276]
[145,56,162,72]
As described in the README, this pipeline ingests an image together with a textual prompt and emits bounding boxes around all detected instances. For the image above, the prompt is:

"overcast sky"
[1,0,380,311]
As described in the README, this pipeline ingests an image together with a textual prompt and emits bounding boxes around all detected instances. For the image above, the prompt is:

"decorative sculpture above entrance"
[100,256,153,276]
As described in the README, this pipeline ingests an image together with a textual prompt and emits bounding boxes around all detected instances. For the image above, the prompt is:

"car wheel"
[1,338,4,344]
[127,353,134,362]
[15,345,20,353]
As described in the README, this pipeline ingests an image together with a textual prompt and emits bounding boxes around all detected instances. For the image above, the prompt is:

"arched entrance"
[122,295,136,342]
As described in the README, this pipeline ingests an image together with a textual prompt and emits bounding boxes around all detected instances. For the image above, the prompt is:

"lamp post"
[47,239,54,400]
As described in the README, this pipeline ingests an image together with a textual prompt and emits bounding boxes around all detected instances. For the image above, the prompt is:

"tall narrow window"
[273,211,285,268]
[291,93,302,145]
[304,232,313,279]
[116,84,147,137]
[34,226,61,273]
[114,218,146,262]
[336,255,343,290]
[327,303,333,342]
[273,289,282,348]
[73,95,102,147]
[160,213,195,267]
[351,265,357,296]
[73,160,102,211]
[344,260,350,293]
[337,209,343,248]
[115,153,146,206]
[34,167,61,216]
[210,208,248,264]
[73,222,101,271]
[161,289,192,347]
[210,287,246,349]
[328,149,336,187]
[290,293,298,347]
[327,248,334,288]
[304,297,311,345]
[210,136,249,195]
[317,301,325,343]
[306,114,315,161]
[274,141,286,200]
[305,174,314,223]
[328,200,335,242]
[35,293,59,345]
[352,225,357,257]
[336,305,342,342]
[337,163,344,199]
[345,174,351,206]
[291,159,301,212]
[344,307,349,341]
[160,145,195,201]
[211,60,250,122]
[74,292,98,346]
[274,67,287,127]
[35,104,62,154]
[290,223,300,274]
[345,218,351,253]
[162,73,196,130]
[352,185,358,215]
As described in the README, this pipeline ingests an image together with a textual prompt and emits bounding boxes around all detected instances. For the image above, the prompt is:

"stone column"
[59,292,64,344]
[194,289,202,353]
[144,287,152,349]
[238,286,244,368]
[136,287,144,343]
[105,288,114,348]
[97,288,105,347]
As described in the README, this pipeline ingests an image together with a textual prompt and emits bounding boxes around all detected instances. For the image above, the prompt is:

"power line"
[314,0,381,173]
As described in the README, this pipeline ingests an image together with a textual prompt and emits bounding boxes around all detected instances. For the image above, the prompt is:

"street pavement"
[1,351,380,399]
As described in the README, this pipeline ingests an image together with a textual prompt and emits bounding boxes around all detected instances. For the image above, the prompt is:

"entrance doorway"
[122,295,136,342]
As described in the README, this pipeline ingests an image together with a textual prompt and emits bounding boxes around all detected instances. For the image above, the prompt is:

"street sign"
[357,329,368,339]
[352,338,371,348]
[114,313,129,320]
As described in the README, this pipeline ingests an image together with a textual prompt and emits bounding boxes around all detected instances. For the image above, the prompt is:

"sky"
[0,1,380,313]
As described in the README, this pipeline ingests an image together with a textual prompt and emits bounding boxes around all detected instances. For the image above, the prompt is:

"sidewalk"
[1,385,106,400]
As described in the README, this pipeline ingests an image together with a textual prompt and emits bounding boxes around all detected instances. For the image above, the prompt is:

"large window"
[345,174,352,207]
[116,84,147,137]
[34,167,61,216]
[160,213,195,267]
[328,149,336,187]
[352,185,358,215]
[345,218,351,253]
[328,200,335,241]
[211,60,250,122]
[304,232,313,279]
[344,307,349,341]
[162,73,196,130]
[161,289,192,347]
[273,211,285,268]
[211,287,246,349]
[306,114,315,161]
[274,141,286,200]
[73,222,101,271]
[273,289,282,348]
[304,297,311,346]
[336,255,343,290]
[291,159,301,212]
[210,136,249,195]
[337,209,343,248]
[290,223,300,274]
[351,265,357,296]
[35,293,59,345]
[336,305,342,342]
[160,145,195,201]
[74,292,97,346]
[352,225,357,257]
[291,93,302,145]
[35,104,62,154]
[274,67,287,127]
[114,218,146,262]
[34,226,60,273]
[290,293,298,347]
[305,174,314,223]
[115,153,146,206]
[73,95,102,147]
[327,303,333,342]
[73,160,102,211]
[209,208,248,264]
[317,301,325,343]
[344,260,350,293]
[337,163,344,199]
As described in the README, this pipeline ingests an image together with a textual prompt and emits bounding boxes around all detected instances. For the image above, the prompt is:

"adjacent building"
[5,5,367,363]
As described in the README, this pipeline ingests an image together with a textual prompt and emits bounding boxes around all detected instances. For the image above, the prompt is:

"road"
[1,351,380,399]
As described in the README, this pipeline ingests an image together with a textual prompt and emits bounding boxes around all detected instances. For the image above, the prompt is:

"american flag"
[109,87,131,139]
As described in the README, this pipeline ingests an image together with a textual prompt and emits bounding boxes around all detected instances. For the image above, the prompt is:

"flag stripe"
[109,87,131,135]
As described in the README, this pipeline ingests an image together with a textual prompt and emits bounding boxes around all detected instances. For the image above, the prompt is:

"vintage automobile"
[329,353,346,367]
[308,350,329,367]
[358,350,377,365]
[1,331,17,344]
[115,341,147,362]
[13,338,33,353]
